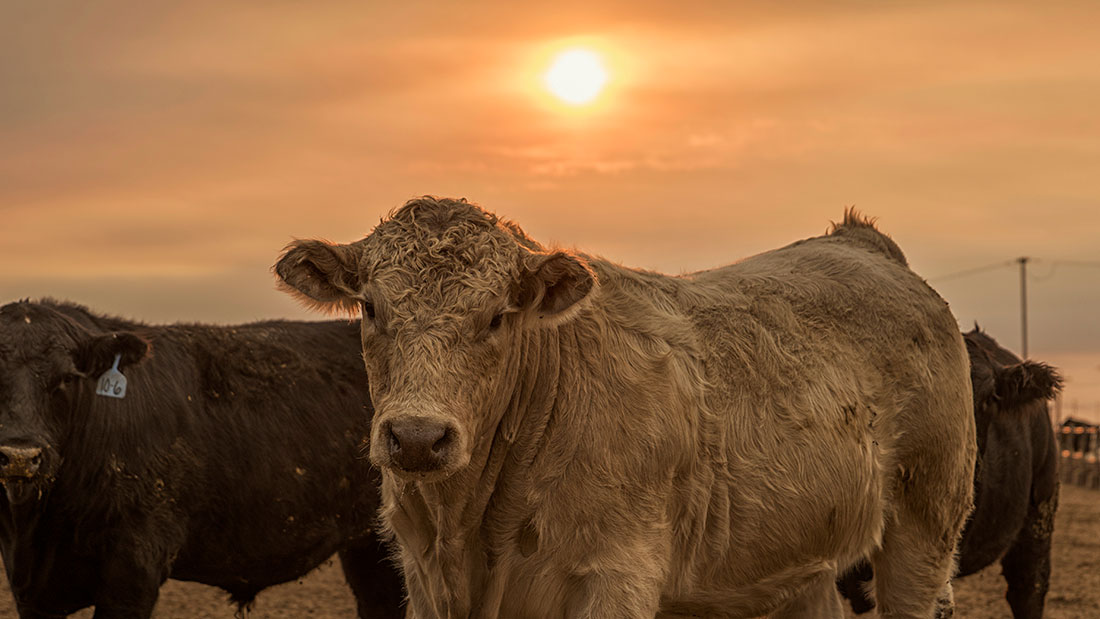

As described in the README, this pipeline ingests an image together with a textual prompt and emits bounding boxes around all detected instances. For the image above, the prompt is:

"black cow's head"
[964,327,1062,451]
[0,301,150,505]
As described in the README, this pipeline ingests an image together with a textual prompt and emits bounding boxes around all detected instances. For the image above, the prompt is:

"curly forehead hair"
[362,196,541,310]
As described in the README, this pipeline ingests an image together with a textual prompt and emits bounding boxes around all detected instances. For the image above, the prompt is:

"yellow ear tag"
[95,354,128,399]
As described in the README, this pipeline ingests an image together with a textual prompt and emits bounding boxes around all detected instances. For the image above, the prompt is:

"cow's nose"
[384,417,456,473]
[0,445,43,479]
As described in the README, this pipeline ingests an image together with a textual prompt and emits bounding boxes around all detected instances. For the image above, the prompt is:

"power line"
[1048,259,1100,268]
[1028,261,1060,282]
[929,260,1016,282]
[930,258,1100,283]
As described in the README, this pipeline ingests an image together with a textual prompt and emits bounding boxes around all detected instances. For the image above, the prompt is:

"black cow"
[0,300,403,618]
[839,327,1061,619]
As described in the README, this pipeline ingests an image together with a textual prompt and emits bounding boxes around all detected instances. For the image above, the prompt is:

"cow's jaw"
[1,476,42,505]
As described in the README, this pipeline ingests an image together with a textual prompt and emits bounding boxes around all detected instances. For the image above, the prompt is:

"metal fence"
[1059,424,1100,489]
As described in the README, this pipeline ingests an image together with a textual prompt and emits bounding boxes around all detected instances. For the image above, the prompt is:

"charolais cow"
[275,197,976,619]
[838,327,1062,618]
[0,300,403,618]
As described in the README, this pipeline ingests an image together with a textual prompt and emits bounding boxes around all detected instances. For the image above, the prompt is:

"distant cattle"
[0,300,403,618]
[839,328,1062,618]
[276,197,976,619]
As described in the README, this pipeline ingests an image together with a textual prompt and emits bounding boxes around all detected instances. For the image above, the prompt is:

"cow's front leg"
[559,538,667,619]
[15,605,70,619]
[339,540,407,618]
[89,568,162,619]
[563,569,663,619]
[91,540,171,619]
[90,572,163,619]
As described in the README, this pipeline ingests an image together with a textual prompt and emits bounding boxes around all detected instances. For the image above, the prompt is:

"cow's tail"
[827,208,908,266]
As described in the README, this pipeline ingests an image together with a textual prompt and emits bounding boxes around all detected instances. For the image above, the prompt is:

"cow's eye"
[53,373,80,393]
[488,313,503,330]
[362,301,376,321]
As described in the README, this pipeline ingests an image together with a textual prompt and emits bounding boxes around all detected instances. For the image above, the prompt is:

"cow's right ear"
[274,239,363,315]
[994,361,1063,409]
[76,332,151,376]
[516,250,597,325]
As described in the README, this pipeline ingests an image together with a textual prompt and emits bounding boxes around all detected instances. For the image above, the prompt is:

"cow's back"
[136,321,378,587]
[667,228,973,601]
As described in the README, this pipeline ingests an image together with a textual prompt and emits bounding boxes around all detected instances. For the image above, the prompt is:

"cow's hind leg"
[769,570,843,619]
[339,539,406,618]
[1000,489,1057,619]
[872,448,972,618]
[871,515,958,619]
[873,372,975,619]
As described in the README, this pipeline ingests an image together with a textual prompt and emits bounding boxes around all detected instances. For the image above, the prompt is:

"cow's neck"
[388,327,563,618]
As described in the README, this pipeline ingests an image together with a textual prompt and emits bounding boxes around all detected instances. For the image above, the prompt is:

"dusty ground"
[1,484,1096,618]
[946,482,1100,619]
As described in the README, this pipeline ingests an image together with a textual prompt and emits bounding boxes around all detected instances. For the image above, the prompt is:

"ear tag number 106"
[95,354,128,399]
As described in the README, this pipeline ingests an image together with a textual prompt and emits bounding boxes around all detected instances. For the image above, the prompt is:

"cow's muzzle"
[0,443,46,505]
[0,444,43,479]
[380,416,458,475]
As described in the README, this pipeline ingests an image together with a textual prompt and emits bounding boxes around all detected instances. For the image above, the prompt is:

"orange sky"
[3,1,1099,420]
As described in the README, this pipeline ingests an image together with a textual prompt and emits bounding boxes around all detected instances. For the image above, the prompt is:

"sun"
[543,48,608,106]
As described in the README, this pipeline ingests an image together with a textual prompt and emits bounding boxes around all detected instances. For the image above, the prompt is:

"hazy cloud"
[2,0,1099,416]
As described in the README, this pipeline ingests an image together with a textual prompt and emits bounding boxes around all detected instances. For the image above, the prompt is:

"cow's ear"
[274,239,363,315]
[76,332,151,376]
[968,360,997,409]
[994,361,1063,409]
[517,251,596,324]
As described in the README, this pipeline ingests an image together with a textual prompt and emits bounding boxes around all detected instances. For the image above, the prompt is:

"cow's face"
[0,302,149,504]
[276,197,595,481]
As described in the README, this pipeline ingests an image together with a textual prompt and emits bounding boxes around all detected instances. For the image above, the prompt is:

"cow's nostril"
[431,427,454,455]
[0,454,7,468]
[386,424,401,454]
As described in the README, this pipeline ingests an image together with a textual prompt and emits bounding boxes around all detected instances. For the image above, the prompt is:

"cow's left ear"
[517,251,597,324]
[994,361,1063,409]
[76,332,151,376]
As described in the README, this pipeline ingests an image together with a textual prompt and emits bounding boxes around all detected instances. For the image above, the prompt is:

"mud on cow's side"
[276,197,976,619]
[0,300,404,618]
[839,328,1063,619]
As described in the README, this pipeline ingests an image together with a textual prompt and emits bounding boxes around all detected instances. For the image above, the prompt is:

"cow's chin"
[373,453,470,485]
[1,477,43,505]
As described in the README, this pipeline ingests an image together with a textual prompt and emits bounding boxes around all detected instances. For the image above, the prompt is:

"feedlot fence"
[1059,424,1100,490]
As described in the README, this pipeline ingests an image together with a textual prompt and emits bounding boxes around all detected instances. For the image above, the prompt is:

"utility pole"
[1018,256,1029,359]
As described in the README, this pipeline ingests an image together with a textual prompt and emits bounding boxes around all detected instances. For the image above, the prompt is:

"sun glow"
[543,48,609,105]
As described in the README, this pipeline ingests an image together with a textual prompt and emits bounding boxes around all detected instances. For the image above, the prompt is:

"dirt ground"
[1,484,1096,618]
